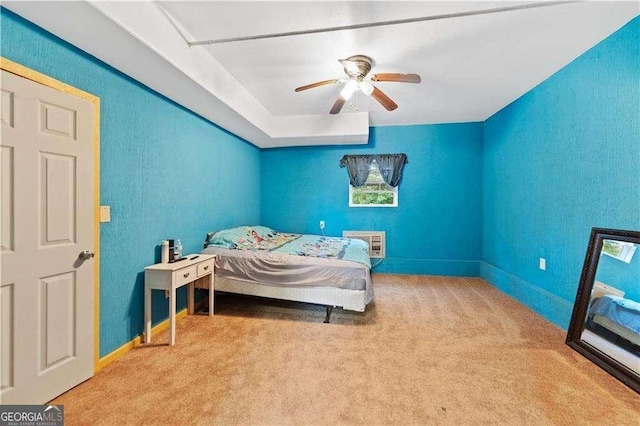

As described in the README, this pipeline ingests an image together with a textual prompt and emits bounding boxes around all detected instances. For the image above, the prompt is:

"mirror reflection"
[581,240,640,374]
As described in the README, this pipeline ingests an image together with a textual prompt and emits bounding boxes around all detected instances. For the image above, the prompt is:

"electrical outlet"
[539,258,546,271]
[319,221,325,230]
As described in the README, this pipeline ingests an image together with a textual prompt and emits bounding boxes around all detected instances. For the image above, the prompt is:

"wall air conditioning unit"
[343,231,386,259]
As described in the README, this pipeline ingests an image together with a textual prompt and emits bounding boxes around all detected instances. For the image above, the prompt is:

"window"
[349,160,398,207]
[602,239,637,263]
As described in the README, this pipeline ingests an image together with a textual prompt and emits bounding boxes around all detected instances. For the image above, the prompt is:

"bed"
[586,294,640,355]
[197,226,373,322]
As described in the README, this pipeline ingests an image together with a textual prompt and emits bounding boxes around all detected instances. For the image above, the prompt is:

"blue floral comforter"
[589,295,640,334]
[206,226,371,269]
[274,235,371,269]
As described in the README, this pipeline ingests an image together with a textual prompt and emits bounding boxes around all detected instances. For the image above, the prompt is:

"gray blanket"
[201,242,373,302]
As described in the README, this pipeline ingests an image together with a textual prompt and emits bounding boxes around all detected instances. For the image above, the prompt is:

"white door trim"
[1,57,101,373]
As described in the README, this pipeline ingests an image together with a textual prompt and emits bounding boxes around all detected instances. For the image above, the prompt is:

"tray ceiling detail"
[4,1,638,148]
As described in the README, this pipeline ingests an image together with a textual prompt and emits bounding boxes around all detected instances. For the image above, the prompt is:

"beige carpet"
[53,275,639,425]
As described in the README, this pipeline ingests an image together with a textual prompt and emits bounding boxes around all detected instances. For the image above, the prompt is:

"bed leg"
[324,306,333,323]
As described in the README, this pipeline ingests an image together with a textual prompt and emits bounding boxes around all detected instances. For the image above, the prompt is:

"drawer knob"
[204,266,209,270]
[183,273,190,278]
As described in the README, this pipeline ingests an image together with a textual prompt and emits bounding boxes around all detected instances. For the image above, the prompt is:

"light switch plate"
[100,205,111,223]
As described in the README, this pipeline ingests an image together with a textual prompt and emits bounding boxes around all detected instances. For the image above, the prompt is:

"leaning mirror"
[567,228,640,393]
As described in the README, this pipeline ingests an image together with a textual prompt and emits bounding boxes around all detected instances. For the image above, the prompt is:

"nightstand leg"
[169,287,176,345]
[144,286,151,343]
[209,274,214,316]
[187,282,194,315]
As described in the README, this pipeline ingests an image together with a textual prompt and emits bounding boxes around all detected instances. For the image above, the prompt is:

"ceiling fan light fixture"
[340,79,358,100]
[359,80,374,96]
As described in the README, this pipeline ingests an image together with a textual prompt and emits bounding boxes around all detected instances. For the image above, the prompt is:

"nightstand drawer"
[197,260,214,277]
[174,266,197,287]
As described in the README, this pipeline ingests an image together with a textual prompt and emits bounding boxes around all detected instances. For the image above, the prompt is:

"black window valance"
[339,154,408,188]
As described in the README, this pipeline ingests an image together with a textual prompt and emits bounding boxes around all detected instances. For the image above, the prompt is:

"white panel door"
[0,69,95,404]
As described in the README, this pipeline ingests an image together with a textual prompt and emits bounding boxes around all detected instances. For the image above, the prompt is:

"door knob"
[78,250,95,261]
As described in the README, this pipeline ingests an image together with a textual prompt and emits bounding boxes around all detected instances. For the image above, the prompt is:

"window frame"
[602,239,637,264]
[348,160,398,208]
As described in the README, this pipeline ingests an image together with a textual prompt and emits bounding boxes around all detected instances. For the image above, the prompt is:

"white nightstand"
[144,254,216,345]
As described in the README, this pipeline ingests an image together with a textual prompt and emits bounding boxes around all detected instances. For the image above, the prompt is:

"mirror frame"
[566,227,640,393]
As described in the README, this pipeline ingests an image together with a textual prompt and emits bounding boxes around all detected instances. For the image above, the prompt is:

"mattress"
[592,315,640,347]
[201,233,373,303]
[588,294,640,347]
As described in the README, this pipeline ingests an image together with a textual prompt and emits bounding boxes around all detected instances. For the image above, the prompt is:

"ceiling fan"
[294,55,421,114]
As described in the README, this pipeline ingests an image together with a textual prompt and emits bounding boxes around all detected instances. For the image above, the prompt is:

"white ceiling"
[4,1,639,148]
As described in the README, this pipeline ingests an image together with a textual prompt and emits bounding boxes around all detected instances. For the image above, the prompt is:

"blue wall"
[596,247,640,301]
[481,17,640,328]
[0,9,261,357]
[261,124,484,276]
[3,7,638,358]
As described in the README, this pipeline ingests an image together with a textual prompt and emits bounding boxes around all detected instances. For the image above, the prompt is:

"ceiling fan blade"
[371,86,398,111]
[371,73,421,84]
[295,79,340,92]
[330,97,347,115]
